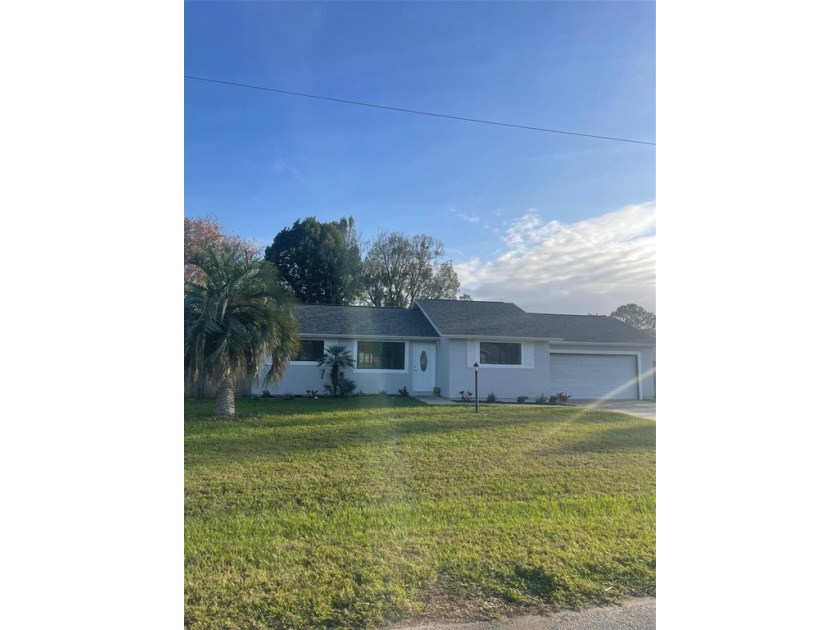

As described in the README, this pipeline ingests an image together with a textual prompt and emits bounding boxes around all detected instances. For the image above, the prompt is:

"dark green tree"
[184,245,299,416]
[264,216,362,305]
[610,304,656,333]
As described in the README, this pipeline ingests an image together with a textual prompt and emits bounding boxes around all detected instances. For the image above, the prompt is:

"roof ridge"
[415,298,511,304]
[529,312,608,318]
[295,303,421,311]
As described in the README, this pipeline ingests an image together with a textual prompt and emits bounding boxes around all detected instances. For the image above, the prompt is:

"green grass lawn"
[185,397,655,629]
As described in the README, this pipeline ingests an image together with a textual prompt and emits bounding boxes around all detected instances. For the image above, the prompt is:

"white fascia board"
[298,333,438,341]
[550,340,654,348]
[445,334,555,342]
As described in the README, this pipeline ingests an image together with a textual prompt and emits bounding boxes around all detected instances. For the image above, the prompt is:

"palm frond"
[185,244,298,391]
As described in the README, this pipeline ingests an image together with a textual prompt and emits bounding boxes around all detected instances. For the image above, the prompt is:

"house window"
[294,340,324,362]
[357,341,405,370]
[480,342,522,365]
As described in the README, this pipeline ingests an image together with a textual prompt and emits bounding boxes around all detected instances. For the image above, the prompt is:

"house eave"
[549,340,655,347]
[298,333,439,341]
[443,334,555,342]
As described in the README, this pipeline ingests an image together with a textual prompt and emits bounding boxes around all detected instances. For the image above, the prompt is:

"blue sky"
[185,1,656,314]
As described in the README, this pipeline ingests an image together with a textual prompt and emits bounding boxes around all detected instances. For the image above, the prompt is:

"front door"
[412,343,436,393]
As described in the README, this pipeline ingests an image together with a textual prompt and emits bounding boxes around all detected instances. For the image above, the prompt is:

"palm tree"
[317,344,356,396]
[184,245,298,416]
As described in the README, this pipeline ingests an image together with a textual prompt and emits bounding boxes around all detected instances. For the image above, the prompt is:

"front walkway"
[414,395,457,406]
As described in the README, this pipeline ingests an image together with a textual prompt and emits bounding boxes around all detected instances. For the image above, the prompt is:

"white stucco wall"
[444,338,552,402]
[254,339,435,396]
[253,336,655,401]
[437,337,451,397]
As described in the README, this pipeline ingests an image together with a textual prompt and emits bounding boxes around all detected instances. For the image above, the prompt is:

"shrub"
[548,394,558,405]
[535,393,548,405]
[516,395,529,404]
[338,377,356,397]
[305,389,319,399]
[459,390,473,402]
[556,392,572,403]
[398,386,409,397]
[485,391,497,403]
[262,390,273,399]
[324,376,356,398]
[433,386,441,397]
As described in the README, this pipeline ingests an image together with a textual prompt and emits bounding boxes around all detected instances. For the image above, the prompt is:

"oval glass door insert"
[420,351,428,371]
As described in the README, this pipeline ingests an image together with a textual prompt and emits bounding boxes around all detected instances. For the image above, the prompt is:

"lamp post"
[473,362,479,413]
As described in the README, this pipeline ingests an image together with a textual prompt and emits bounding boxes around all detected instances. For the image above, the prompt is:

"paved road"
[395,598,655,630]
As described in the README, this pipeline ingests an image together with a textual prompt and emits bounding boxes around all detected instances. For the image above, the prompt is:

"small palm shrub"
[516,395,529,404]
[459,390,473,402]
[535,393,548,405]
[485,391,497,403]
[324,375,356,397]
[318,345,356,397]
[339,378,357,397]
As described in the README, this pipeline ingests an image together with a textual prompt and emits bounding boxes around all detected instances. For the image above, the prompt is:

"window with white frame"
[356,341,405,370]
[480,342,522,365]
[293,340,325,362]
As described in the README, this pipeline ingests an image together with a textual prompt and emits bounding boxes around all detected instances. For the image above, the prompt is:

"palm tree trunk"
[214,373,236,416]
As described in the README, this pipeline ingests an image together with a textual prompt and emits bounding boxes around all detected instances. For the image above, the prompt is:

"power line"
[184,75,656,146]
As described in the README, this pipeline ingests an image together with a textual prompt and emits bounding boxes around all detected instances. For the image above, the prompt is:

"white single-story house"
[257,299,655,401]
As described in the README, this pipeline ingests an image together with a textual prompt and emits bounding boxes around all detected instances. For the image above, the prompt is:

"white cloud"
[272,158,300,177]
[447,207,481,224]
[454,202,656,315]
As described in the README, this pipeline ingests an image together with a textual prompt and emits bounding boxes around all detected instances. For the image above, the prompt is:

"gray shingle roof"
[527,313,655,344]
[413,299,548,337]
[293,300,654,345]
[414,299,654,344]
[294,304,438,338]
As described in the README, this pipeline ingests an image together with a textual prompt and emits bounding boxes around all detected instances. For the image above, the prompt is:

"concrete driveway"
[569,399,656,421]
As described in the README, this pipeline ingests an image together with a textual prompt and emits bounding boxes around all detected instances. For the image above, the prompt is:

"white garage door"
[550,353,639,400]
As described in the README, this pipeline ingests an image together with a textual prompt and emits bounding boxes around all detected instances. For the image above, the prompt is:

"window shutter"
[523,342,534,368]
[467,340,479,367]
